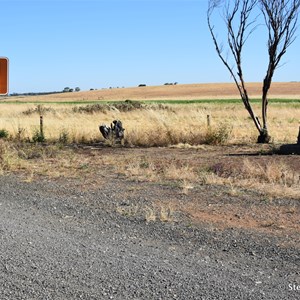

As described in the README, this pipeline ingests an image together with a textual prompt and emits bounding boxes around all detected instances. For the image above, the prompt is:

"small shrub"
[205,123,232,145]
[32,129,46,143]
[112,100,143,111]
[0,129,9,139]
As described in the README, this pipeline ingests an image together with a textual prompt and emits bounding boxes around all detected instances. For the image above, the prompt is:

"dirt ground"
[1,141,299,298]
[65,144,300,248]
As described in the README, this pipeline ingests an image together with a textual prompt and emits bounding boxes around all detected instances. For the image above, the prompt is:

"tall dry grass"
[0,102,298,145]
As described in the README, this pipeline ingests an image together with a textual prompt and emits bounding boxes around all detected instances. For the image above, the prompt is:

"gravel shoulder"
[0,169,299,299]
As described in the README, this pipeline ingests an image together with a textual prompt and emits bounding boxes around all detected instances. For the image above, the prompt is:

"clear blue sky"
[1,0,300,93]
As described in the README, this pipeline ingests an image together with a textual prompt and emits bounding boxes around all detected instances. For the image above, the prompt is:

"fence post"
[207,115,211,128]
[40,115,44,138]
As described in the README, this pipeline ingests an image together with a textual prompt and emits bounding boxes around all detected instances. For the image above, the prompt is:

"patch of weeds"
[159,205,175,222]
[144,206,157,222]
[144,204,177,223]
[226,183,242,197]
[181,180,194,195]
[116,203,140,218]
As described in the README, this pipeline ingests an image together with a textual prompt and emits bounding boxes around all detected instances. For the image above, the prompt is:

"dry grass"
[0,102,298,145]
[0,139,298,232]
[116,203,176,223]
[202,159,300,198]
[0,86,298,200]
[1,82,299,146]
[100,151,299,199]
[0,140,90,181]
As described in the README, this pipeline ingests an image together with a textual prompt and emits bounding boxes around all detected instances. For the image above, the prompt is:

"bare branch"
[207,0,300,142]
[260,0,300,132]
[207,0,262,133]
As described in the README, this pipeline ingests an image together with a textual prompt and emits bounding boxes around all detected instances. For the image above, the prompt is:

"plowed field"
[5,82,300,102]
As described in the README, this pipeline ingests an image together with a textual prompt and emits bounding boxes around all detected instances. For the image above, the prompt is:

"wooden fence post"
[207,115,211,128]
[40,115,44,137]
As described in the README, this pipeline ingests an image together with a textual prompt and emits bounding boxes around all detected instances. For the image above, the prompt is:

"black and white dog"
[99,120,125,142]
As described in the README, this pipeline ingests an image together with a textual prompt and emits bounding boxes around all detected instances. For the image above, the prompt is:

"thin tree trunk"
[260,64,274,143]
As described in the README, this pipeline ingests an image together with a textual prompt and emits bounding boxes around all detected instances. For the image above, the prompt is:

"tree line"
[9,87,81,96]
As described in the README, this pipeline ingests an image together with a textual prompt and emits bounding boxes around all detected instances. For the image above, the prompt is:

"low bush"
[72,100,144,114]
[72,104,108,114]
[204,123,232,145]
[23,105,55,115]
[32,129,46,143]
[0,129,9,139]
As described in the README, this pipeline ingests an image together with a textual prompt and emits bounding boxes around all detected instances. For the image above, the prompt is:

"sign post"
[0,57,8,95]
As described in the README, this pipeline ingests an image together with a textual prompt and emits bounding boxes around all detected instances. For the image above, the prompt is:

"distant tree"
[63,87,70,93]
[75,87,80,92]
[69,88,74,92]
[207,0,300,143]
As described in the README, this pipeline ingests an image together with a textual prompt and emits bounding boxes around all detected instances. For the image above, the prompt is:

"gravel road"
[0,175,299,300]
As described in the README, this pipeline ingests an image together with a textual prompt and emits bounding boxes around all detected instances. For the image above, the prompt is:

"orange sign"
[0,57,8,95]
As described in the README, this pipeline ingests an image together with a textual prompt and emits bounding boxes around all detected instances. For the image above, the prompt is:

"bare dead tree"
[207,0,300,143]
[259,0,300,142]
